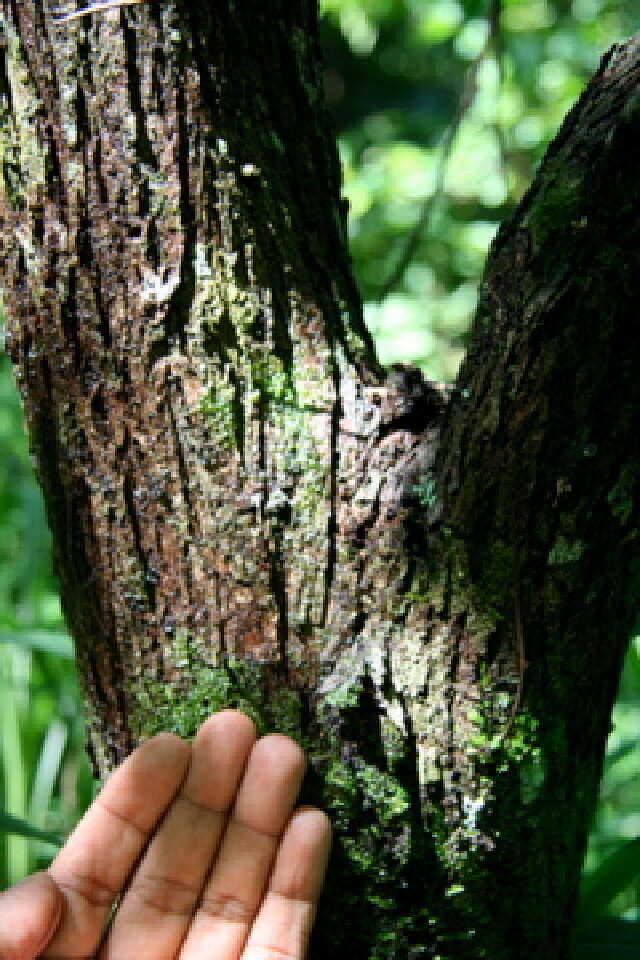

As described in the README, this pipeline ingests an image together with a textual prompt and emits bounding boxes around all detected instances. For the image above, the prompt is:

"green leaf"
[28,720,68,833]
[0,630,73,658]
[577,837,640,926]
[0,810,62,847]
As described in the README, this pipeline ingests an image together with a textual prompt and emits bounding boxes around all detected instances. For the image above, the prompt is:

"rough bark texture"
[1,2,639,957]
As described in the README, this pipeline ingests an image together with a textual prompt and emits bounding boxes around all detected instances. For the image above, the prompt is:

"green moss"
[323,755,410,829]
[503,710,541,766]
[129,661,245,742]
[265,686,304,740]
[271,390,328,518]
[319,676,363,712]
[357,760,410,824]
[527,163,584,259]
[198,381,236,450]
[128,652,303,743]
[380,712,408,767]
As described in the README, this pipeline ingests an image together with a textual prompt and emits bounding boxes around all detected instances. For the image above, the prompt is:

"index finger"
[43,732,191,959]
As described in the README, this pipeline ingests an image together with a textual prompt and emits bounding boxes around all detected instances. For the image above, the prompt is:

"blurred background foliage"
[323,0,639,380]
[0,0,639,951]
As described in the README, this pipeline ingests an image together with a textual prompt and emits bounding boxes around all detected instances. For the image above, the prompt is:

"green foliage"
[579,637,640,923]
[320,0,640,379]
[128,648,304,743]
[0,349,94,888]
[578,837,640,924]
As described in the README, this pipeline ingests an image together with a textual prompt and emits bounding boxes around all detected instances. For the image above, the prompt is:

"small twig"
[378,0,503,301]
[54,0,144,22]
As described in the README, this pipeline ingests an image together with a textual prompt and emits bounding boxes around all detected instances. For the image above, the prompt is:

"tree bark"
[1,2,639,956]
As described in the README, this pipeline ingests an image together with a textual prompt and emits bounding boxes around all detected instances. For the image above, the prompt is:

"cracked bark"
[1,3,640,957]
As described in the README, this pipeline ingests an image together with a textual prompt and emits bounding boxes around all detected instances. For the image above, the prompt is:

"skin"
[0,710,332,960]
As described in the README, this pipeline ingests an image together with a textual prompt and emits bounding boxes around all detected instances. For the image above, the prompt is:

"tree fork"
[1,3,639,956]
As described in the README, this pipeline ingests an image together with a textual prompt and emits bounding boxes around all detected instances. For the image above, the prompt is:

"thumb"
[0,871,63,959]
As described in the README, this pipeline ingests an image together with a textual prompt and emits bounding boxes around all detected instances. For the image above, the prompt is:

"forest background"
[0,0,639,943]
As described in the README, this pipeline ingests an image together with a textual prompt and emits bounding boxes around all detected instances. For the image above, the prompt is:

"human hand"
[0,710,331,959]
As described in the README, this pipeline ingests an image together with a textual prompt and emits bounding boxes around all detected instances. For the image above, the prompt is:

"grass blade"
[28,719,68,835]
[0,810,62,847]
[0,631,73,658]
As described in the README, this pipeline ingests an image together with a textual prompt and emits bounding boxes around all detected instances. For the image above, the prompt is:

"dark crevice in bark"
[167,393,195,611]
[167,396,193,513]
[321,367,340,627]
[60,266,80,369]
[123,463,156,610]
[202,303,240,369]
[161,81,195,354]
[32,203,43,243]
[268,280,296,380]
[229,367,245,465]
[145,217,160,271]
[90,384,106,421]
[93,265,112,348]
[341,671,386,768]
[122,12,156,169]
[74,75,89,151]
[146,331,170,369]
[137,176,150,218]
[7,0,18,37]
[398,694,423,819]
[78,214,92,270]
[93,135,108,206]
[151,42,167,115]
[0,32,12,111]
[267,518,290,682]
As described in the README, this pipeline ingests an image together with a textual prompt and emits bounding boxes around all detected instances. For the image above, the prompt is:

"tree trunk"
[1,2,639,956]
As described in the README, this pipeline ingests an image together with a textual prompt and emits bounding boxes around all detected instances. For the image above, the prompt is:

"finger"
[43,731,191,958]
[241,807,332,960]
[178,734,306,960]
[0,871,63,960]
[99,710,257,959]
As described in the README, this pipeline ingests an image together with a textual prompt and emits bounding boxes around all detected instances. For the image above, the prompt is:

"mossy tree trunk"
[2,2,640,956]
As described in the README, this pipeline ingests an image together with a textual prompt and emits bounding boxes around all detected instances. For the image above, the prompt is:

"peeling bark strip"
[1,2,640,956]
